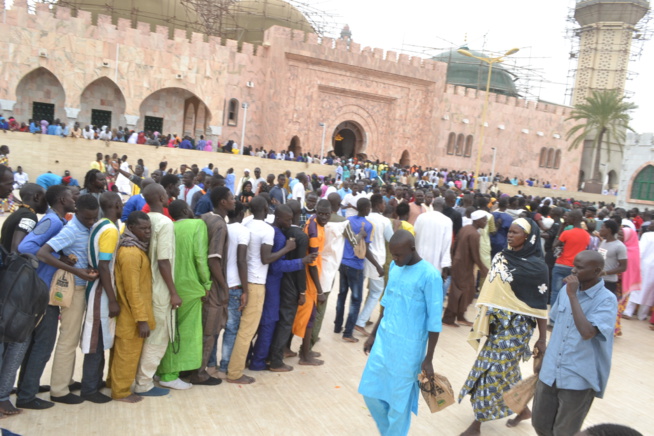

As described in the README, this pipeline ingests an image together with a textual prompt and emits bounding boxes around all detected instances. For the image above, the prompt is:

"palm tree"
[565,89,637,181]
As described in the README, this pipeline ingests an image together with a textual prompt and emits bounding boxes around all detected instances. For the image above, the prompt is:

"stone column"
[207,126,222,150]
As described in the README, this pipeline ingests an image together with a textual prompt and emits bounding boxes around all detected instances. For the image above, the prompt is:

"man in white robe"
[414,198,452,275]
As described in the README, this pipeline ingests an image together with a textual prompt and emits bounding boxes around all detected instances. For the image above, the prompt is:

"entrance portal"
[288,136,301,157]
[332,121,365,159]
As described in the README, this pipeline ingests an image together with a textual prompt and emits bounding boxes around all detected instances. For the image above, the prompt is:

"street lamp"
[240,102,249,154]
[457,47,519,186]
[319,122,327,163]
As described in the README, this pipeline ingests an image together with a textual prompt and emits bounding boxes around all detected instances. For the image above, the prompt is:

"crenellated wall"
[0,1,584,189]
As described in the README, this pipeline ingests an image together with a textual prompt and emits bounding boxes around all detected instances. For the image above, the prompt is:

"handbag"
[418,372,455,413]
[49,269,75,308]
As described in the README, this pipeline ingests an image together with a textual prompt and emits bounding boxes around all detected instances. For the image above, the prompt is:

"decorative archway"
[79,77,126,129]
[399,150,410,167]
[14,67,66,123]
[288,136,301,157]
[139,88,212,135]
[332,120,366,159]
[629,164,654,202]
[456,134,464,156]
[607,170,618,190]
[539,147,547,167]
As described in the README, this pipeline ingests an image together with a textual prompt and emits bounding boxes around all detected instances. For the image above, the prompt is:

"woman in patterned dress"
[458,218,549,436]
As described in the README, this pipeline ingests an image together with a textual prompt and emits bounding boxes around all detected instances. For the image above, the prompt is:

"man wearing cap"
[442,210,489,327]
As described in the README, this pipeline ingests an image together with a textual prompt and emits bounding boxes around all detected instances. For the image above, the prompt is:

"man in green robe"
[156,200,211,389]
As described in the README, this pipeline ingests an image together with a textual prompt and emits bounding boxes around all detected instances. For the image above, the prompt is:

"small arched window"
[227,98,239,126]
[553,150,562,169]
[456,134,465,156]
[539,147,547,167]
[631,165,654,201]
[446,132,456,155]
[464,135,473,157]
[546,148,555,168]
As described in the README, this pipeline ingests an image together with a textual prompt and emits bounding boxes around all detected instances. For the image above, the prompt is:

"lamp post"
[319,122,327,163]
[490,146,497,182]
[240,102,249,154]
[457,47,519,184]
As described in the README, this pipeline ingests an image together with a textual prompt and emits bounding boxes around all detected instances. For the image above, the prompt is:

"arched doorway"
[288,136,301,157]
[399,150,410,167]
[607,170,618,190]
[332,121,365,159]
[79,77,126,129]
[14,67,66,123]
[139,88,212,136]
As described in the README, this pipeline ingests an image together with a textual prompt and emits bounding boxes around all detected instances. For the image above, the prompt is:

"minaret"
[572,0,649,106]
[571,0,649,191]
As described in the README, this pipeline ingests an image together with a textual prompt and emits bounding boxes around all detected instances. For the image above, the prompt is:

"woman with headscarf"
[458,218,549,436]
[619,227,643,321]
[203,140,213,152]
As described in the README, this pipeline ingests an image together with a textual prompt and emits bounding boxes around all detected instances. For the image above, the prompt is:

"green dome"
[432,47,519,97]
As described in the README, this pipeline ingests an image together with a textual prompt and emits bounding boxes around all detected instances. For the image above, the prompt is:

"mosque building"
[0,0,584,188]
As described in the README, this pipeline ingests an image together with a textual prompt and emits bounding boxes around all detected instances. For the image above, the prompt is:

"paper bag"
[49,269,75,308]
[503,374,538,414]
[418,372,455,413]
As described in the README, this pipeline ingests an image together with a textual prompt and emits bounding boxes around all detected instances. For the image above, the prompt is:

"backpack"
[0,246,49,343]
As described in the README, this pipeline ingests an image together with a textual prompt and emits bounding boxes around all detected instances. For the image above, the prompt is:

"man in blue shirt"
[337,180,351,200]
[533,250,617,436]
[194,175,224,217]
[268,174,288,210]
[37,195,100,405]
[15,186,76,410]
[121,178,154,221]
[334,197,384,342]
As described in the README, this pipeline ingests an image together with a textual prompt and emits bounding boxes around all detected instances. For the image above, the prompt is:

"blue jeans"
[0,341,30,401]
[335,264,364,338]
[443,276,451,302]
[17,305,60,403]
[356,276,384,328]
[551,264,573,309]
[218,288,243,373]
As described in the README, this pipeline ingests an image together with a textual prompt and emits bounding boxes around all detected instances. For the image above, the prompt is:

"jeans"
[17,305,60,403]
[442,276,451,302]
[219,288,244,373]
[0,341,30,401]
[81,328,105,396]
[335,264,364,338]
[551,265,573,309]
[356,277,384,328]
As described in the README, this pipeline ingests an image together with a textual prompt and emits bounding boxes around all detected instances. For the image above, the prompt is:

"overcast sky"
[316,0,653,133]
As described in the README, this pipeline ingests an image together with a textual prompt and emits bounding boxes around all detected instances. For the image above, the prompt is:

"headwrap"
[119,227,149,252]
[468,217,549,350]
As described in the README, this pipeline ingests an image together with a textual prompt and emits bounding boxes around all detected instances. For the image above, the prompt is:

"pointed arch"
[456,134,465,156]
[14,67,66,123]
[539,147,547,167]
[553,149,562,169]
[139,87,212,135]
[464,135,473,157]
[399,150,410,167]
[630,164,654,202]
[546,148,555,168]
[79,76,126,129]
[446,132,456,155]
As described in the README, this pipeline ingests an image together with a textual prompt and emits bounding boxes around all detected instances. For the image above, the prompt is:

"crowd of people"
[0,117,586,191]
[0,142,650,436]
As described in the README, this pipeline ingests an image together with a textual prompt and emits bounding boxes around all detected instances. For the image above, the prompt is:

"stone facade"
[617,132,654,209]
[0,1,583,188]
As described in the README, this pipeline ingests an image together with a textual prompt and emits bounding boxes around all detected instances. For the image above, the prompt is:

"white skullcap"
[471,210,487,221]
